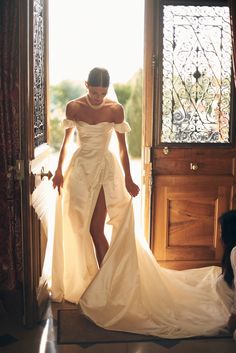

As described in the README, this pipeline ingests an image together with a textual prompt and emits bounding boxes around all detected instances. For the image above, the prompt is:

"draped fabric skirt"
[34,121,230,338]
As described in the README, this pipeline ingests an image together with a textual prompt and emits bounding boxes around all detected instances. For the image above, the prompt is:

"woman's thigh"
[90,187,107,235]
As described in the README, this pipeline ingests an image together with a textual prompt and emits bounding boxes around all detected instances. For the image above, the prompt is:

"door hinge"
[144,146,151,164]
[15,159,24,181]
[152,54,158,69]
[7,160,25,181]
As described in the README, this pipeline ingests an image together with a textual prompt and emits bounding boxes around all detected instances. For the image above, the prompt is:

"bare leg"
[90,187,109,267]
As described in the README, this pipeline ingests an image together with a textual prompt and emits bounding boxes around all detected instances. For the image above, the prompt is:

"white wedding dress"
[34,118,230,339]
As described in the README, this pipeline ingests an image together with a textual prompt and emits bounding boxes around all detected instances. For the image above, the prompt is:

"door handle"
[30,167,53,193]
[190,163,199,171]
[163,146,169,155]
[38,166,53,180]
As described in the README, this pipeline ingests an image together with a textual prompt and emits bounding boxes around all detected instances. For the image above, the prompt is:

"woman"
[216,210,236,336]
[52,67,139,267]
[50,67,229,339]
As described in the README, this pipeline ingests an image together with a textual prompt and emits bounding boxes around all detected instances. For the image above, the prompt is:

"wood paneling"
[153,148,235,175]
[152,175,232,269]
[143,0,236,270]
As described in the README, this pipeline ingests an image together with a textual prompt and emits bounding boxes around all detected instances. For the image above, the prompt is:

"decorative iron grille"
[33,0,46,147]
[161,5,232,143]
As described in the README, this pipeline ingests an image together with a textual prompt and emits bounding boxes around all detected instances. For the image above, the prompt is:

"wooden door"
[143,0,236,270]
[19,0,50,327]
[152,149,235,269]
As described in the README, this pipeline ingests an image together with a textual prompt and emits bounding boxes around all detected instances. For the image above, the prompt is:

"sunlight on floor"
[39,319,49,353]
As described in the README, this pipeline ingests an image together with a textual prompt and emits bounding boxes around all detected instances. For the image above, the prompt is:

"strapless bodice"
[63,119,131,154]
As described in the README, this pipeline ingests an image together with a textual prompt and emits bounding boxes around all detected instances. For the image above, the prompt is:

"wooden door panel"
[153,148,234,175]
[152,175,232,269]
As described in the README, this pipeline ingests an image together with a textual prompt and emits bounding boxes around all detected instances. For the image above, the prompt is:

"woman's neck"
[86,95,105,110]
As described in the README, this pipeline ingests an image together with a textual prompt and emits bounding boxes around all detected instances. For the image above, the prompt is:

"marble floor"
[0,300,235,353]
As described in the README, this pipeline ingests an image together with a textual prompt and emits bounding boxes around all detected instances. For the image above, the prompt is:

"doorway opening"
[46,0,145,270]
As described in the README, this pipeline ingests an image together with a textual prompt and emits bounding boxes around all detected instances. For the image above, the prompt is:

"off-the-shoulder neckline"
[64,119,126,127]
[77,120,113,126]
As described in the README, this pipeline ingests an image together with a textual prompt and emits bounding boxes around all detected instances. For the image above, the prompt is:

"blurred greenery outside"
[49,69,143,158]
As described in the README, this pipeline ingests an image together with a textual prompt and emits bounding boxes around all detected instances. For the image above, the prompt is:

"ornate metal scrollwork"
[161,5,232,144]
[33,0,46,147]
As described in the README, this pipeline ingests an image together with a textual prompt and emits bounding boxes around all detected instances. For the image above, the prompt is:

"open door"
[19,0,51,327]
[144,0,236,270]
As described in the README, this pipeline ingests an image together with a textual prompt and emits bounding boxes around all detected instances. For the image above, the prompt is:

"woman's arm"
[114,104,139,197]
[52,102,77,194]
[228,248,236,332]
[52,128,74,194]
[116,132,139,197]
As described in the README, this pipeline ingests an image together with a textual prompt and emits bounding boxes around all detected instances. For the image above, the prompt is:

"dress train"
[32,119,230,338]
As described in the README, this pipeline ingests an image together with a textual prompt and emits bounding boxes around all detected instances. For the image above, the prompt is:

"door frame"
[142,0,156,243]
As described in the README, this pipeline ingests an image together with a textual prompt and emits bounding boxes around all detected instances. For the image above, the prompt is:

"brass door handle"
[163,146,169,155]
[39,167,53,180]
[190,163,199,171]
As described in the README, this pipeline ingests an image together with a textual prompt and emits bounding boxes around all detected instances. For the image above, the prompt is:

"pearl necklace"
[86,95,105,110]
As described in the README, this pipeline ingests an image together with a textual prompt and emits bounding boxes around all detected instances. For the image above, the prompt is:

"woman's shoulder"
[104,98,121,109]
[105,99,124,123]
[66,96,86,119]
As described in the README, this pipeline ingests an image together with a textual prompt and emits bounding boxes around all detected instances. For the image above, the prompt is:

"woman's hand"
[228,313,236,333]
[52,169,64,195]
[125,177,140,197]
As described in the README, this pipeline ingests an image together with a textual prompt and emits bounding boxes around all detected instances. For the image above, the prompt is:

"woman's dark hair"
[219,210,236,287]
[87,67,110,87]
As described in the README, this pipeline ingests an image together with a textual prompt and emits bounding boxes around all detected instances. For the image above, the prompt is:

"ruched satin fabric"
[51,119,229,338]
